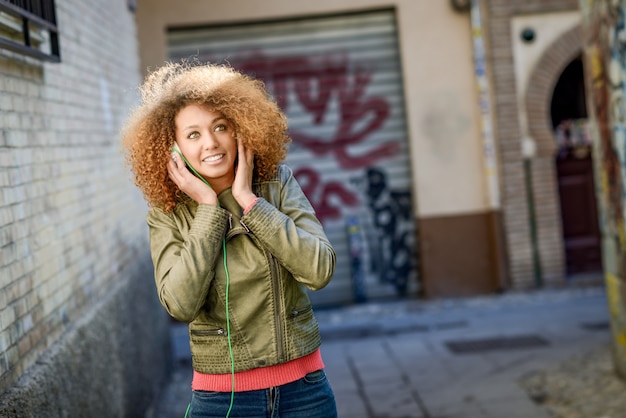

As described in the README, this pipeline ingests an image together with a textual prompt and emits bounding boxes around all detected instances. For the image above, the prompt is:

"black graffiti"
[365,168,415,296]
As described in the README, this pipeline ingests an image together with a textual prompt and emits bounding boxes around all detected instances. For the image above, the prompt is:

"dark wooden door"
[556,147,602,275]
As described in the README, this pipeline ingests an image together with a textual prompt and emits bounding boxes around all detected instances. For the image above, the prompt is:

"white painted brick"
[0,308,15,330]
[5,113,19,130]
[0,0,144,391]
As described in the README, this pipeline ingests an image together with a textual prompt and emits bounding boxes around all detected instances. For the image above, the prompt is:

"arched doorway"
[524,24,604,285]
[551,56,602,278]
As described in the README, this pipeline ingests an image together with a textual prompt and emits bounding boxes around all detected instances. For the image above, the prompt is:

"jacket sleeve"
[241,166,336,290]
[147,204,229,322]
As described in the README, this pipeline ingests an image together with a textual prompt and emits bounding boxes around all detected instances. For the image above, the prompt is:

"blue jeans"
[187,369,337,418]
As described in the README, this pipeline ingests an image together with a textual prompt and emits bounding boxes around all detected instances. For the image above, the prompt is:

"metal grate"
[321,320,468,341]
[445,334,549,354]
[580,321,610,331]
[5,0,57,23]
[0,0,60,62]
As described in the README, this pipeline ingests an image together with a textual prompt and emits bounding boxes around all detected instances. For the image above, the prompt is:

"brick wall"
[526,24,585,286]
[0,0,170,414]
[484,0,580,289]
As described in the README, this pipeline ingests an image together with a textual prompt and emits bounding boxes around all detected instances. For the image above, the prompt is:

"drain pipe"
[522,150,543,288]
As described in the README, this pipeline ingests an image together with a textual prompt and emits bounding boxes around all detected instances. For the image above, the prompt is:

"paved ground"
[518,343,625,418]
[148,286,616,418]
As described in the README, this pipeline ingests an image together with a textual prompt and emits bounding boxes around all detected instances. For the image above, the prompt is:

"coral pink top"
[192,348,324,392]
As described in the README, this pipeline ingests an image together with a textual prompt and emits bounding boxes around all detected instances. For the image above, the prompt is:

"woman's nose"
[202,133,218,149]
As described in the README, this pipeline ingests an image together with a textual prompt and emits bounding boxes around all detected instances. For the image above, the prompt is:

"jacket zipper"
[233,218,284,362]
[191,328,227,336]
[267,251,284,362]
[291,305,313,318]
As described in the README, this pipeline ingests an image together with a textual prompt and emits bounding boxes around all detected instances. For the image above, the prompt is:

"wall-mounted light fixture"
[521,28,536,43]
[450,0,471,13]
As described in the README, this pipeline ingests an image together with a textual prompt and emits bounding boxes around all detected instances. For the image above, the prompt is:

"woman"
[121,62,337,418]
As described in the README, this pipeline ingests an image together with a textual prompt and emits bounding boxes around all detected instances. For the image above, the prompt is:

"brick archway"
[526,24,584,156]
[524,24,584,285]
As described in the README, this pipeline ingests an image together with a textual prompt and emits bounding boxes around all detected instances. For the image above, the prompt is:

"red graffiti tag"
[290,67,397,169]
[294,167,359,224]
[235,52,397,221]
[239,53,397,169]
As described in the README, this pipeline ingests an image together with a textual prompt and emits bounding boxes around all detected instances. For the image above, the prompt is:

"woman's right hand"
[167,152,219,206]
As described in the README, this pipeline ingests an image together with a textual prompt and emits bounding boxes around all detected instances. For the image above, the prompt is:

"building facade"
[136,0,597,306]
[0,0,170,415]
[485,0,598,290]
[0,0,609,413]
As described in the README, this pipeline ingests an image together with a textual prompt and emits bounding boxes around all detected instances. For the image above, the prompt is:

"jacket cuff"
[242,198,286,235]
[189,204,229,238]
[243,197,260,215]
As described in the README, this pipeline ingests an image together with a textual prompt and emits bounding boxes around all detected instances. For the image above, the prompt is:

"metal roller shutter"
[168,9,418,306]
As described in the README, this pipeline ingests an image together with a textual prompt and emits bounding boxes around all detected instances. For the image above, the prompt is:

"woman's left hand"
[232,137,257,209]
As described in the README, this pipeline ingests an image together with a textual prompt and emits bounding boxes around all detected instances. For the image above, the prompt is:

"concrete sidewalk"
[149,286,611,418]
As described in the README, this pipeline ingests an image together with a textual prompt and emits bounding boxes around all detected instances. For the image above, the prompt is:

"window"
[0,0,60,62]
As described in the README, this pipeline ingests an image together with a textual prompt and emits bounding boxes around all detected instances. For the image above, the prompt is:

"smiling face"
[174,103,238,193]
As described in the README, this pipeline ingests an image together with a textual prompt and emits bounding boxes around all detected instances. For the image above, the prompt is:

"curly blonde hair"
[121,61,291,212]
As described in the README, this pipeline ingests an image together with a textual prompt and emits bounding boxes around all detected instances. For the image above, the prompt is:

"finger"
[171,150,181,169]
[168,158,187,183]
[237,137,254,167]
[234,138,245,172]
[247,147,254,167]
[237,137,246,163]
[167,162,180,185]
[168,157,181,174]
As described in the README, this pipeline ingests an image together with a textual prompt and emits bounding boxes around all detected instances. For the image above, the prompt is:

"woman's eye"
[214,124,227,132]
[188,131,200,140]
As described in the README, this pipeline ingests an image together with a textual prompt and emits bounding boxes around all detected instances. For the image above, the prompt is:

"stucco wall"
[0,0,171,414]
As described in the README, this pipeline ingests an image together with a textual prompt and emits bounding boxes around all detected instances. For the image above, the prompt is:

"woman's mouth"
[203,154,225,163]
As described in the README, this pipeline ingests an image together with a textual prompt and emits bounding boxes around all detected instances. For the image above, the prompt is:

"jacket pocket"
[289,304,318,337]
[190,328,227,337]
[189,327,233,374]
[290,304,313,319]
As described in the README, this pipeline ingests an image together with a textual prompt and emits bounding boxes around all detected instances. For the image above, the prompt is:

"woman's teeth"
[204,154,224,162]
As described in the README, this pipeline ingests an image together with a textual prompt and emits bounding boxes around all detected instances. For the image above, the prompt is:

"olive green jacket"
[147,165,336,374]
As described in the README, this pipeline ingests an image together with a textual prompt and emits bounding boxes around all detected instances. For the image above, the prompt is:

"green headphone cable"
[223,238,234,418]
[173,147,235,418]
